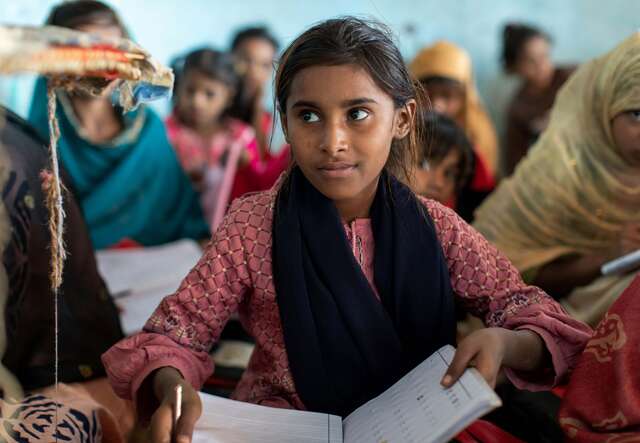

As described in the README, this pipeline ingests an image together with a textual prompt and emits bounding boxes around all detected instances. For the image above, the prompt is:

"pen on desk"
[173,384,182,441]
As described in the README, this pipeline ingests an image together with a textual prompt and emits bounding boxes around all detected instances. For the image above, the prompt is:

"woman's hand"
[441,328,546,389]
[149,367,202,443]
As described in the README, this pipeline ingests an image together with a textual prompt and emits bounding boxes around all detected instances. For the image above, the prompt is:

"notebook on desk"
[193,345,501,443]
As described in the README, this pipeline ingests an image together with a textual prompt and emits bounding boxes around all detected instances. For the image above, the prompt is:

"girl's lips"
[317,162,357,178]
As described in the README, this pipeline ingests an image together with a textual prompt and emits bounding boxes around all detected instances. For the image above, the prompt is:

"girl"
[502,23,574,176]
[228,26,290,197]
[103,18,591,443]
[167,48,257,230]
[409,41,498,221]
[409,41,498,178]
[413,111,474,210]
[229,25,279,154]
[28,0,208,249]
[474,32,640,327]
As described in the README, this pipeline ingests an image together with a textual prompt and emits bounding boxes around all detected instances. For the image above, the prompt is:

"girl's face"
[413,149,461,204]
[423,81,465,120]
[177,70,233,130]
[282,64,413,215]
[514,36,554,88]
[612,110,640,167]
[234,38,276,95]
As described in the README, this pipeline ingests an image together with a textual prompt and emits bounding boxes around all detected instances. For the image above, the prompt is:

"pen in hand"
[173,384,182,442]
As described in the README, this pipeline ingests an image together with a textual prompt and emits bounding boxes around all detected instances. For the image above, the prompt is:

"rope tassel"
[46,82,67,290]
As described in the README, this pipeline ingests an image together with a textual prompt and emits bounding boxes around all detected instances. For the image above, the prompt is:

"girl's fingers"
[473,349,499,388]
[150,401,173,443]
[442,342,479,387]
[174,394,202,443]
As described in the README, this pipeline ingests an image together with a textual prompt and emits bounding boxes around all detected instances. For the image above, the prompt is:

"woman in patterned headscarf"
[474,33,640,327]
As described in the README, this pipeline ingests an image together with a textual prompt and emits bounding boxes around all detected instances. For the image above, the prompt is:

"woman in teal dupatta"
[29,77,209,249]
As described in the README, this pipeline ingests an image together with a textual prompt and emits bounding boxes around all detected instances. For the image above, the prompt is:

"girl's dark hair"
[418,111,473,192]
[502,23,550,70]
[275,16,425,181]
[420,76,464,91]
[181,48,239,90]
[173,48,239,117]
[45,0,129,37]
[231,26,279,52]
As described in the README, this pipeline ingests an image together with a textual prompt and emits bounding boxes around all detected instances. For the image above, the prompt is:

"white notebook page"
[343,345,501,443]
[96,238,202,296]
[193,393,343,443]
[96,239,203,334]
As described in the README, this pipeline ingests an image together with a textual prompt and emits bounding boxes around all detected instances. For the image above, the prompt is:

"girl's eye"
[629,110,640,121]
[301,111,320,123]
[349,109,369,121]
[444,167,459,181]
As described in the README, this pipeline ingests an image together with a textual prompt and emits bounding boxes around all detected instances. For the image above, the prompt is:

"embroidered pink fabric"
[102,185,592,410]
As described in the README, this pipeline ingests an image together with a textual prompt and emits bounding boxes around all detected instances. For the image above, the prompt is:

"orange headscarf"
[409,41,499,176]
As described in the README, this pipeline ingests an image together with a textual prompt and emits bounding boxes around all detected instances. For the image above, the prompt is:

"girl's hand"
[150,367,202,443]
[441,328,545,389]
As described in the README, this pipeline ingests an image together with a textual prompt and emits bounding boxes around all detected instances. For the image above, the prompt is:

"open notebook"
[193,345,501,443]
[96,239,203,335]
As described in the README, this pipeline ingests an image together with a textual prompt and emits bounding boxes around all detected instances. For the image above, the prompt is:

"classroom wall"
[2,0,639,131]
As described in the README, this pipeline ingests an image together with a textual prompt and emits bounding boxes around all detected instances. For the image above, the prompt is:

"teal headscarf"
[29,78,209,249]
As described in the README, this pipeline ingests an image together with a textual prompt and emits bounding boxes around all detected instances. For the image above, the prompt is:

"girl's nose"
[320,123,348,155]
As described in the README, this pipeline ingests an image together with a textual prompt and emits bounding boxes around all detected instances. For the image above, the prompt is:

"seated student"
[166,48,258,230]
[502,23,574,176]
[413,111,474,210]
[228,26,290,196]
[102,18,591,442]
[0,107,133,442]
[28,0,208,249]
[409,41,499,221]
[474,32,640,327]
[558,274,640,442]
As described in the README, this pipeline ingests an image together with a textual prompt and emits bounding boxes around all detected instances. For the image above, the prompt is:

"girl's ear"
[394,99,417,140]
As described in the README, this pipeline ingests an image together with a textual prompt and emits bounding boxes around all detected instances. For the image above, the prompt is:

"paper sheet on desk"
[193,393,343,443]
[96,239,203,295]
[96,239,203,335]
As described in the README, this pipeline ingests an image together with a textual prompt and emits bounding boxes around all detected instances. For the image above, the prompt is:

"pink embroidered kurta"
[102,184,592,410]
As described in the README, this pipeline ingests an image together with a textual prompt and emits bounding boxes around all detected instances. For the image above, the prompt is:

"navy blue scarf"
[273,167,456,416]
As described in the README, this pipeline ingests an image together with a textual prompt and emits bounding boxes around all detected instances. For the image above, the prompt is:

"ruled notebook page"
[193,393,343,443]
[342,345,502,443]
